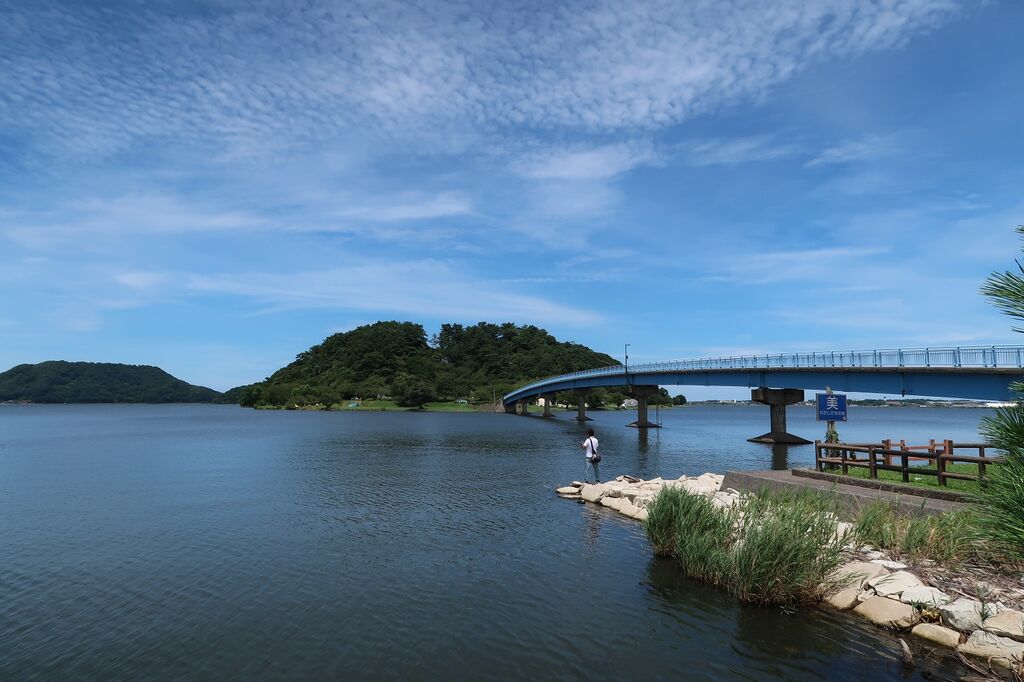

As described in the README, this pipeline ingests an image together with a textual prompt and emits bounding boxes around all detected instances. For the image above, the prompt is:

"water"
[0,404,991,680]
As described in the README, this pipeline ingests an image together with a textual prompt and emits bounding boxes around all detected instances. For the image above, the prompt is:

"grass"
[835,462,985,493]
[851,500,975,564]
[644,487,847,606]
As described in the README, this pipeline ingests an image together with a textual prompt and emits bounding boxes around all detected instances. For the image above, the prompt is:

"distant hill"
[0,361,221,403]
[235,321,620,408]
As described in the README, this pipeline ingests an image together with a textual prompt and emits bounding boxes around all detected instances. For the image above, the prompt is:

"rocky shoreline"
[559,472,1024,673]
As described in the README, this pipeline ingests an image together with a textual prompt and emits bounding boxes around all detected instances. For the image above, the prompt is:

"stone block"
[984,609,1024,642]
[830,561,889,590]
[899,586,950,608]
[958,630,1024,669]
[867,570,923,597]
[911,623,960,648]
[853,596,919,629]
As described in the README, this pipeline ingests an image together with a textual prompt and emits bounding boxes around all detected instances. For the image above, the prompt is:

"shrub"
[644,488,846,606]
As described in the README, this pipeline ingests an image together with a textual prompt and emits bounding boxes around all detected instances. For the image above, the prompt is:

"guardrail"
[815,439,1000,487]
[503,345,1024,402]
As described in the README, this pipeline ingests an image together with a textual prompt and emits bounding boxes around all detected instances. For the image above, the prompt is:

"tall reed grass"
[644,488,846,606]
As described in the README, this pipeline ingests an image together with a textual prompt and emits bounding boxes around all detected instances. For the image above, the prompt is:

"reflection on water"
[0,404,983,680]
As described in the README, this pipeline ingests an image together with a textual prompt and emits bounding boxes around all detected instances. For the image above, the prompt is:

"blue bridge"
[502,346,1024,443]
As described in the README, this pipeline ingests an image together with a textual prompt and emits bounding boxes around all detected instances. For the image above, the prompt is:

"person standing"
[581,428,600,483]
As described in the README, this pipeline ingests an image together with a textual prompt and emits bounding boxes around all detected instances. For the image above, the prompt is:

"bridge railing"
[503,345,1024,402]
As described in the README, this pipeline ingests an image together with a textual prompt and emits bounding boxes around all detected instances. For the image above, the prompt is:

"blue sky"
[1,0,1023,396]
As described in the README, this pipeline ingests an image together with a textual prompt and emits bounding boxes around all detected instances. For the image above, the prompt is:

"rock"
[600,496,624,511]
[826,586,862,610]
[711,491,739,508]
[940,598,991,632]
[618,498,641,518]
[834,522,854,542]
[870,559,908,570]
[853,597,919,629]
[868,571,924,598]
[911,623,961,648]
[570,481,583,488]
[679,479,718,495]
[899,586,951,608]
[957,630,1024,669]
[984,609,1024,642]
[580,484,608,503]
[831,561,890,590]
[857,589,875,603]
[863,550,886,561]
[556,486,580,495]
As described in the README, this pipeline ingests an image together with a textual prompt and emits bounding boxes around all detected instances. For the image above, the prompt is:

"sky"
[1,0,1023,397]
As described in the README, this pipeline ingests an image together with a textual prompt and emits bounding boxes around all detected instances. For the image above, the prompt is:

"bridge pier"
[504,402,516,414]
[627,385,661,428]
[574,390,592,421]
[748,388,811,445]
[541,393,554,418]
[519,399,530,416]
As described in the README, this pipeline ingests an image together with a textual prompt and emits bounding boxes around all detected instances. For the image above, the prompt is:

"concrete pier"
[574,390,592,421]
[519,400,530,416]
[541,393,554,418]
[748,387,811,444]
[626,385,661,428]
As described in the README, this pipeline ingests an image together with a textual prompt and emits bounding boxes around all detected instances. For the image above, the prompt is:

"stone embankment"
[559,472,1024,672]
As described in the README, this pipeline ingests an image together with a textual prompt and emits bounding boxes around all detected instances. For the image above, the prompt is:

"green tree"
[976,225,1024,559]
[672,394,688,406]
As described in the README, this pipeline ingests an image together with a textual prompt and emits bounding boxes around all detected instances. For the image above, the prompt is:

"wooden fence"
[814,439,1000,487]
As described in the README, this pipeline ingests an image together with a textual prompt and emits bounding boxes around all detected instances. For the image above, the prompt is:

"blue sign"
[816,393,848,421]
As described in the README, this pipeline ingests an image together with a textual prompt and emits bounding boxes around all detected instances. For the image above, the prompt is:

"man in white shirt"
[580,428,600,483]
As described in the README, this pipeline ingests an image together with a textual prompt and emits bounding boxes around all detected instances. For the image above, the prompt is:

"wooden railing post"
[841,447,848,475]
[868,447,877,479]
[815,440,822,471]
[937,440,948,487]
[882,439,893,466]
[977,442,987,479]
[901,452,910,483]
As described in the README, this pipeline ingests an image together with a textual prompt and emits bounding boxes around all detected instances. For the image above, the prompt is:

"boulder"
[711,491,739,509]
[957,630,1024,669]
[899,586,951,608]
[556,486,580,495]
[580,484,609,503]
[600,496,624,511]
[618,498,641,518]
[679,479,718,495]
[831,561,890,590]
[940,598,990,633]
[834,522,854,543]
[570,481,583,488]
[825,586,862,611]
[984,609,1024,642]
[911,623,961,648]
[853,596,919,629]
[867,571,923,598]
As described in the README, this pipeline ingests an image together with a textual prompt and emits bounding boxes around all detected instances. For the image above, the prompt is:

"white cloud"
[513,142,657,179]
[684,136,801,166]
[0,1,966,159]
[184,260,603,326]
[806,134,901,167]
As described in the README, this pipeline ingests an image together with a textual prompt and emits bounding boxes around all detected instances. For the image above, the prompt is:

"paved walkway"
[721,469,963,517]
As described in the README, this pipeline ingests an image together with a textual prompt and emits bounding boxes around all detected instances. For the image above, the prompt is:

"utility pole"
[624,343,630,386]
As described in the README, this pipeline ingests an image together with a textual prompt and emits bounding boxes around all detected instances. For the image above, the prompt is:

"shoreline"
[562,473,1024,674]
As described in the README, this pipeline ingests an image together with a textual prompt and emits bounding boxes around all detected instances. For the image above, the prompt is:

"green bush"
[970,411,1024,560]
[644,488,846,606]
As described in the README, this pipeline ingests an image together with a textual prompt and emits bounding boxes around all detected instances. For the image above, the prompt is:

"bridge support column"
[574,390,592,421]
[504,402,516,414]
[748,388,811,444]
[541,393,554,418]
[519,400,530,416]
[627,385,662,428]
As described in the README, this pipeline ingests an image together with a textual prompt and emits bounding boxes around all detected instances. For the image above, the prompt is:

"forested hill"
[0,361,221,403]
[237,321,619,408]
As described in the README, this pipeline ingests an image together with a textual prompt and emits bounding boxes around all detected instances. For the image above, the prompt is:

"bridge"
[502,346,1024,443]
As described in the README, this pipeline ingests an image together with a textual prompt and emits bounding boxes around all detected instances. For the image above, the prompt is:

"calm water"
[0,404,992,680]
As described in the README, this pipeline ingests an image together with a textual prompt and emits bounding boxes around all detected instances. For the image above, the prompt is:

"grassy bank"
[838,462,985,493]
